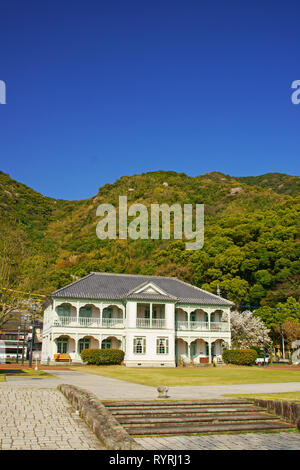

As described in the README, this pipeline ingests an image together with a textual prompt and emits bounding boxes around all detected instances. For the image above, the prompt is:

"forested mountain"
[0,170,299,307]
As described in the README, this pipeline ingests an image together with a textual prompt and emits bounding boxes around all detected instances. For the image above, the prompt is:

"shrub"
[80,348,125,365]
[222,348,258,366]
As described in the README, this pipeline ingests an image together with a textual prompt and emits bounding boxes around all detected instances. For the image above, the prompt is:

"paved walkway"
[136,433,300,450]
[1,370,300,450]
[0,386,104,450]
[3,370,300,400]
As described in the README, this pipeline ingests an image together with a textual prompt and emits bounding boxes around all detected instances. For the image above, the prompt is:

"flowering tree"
[230,310,272,351]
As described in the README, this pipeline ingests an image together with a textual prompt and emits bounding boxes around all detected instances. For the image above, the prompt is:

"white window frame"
[156,337,169,355]
[133,337,146,355]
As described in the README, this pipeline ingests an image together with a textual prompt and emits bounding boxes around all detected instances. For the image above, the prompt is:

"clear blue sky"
[0,1,299,200]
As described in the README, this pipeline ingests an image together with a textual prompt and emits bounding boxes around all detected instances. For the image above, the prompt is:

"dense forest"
[0,170,299,309]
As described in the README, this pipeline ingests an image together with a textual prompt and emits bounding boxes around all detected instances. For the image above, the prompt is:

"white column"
[150,303,152,328]
[208,340,212,363]
[99,305,103,327]
[187,311,190,330]
[76,301,80,324]
[208,312,211,330]
[187,340,191,362]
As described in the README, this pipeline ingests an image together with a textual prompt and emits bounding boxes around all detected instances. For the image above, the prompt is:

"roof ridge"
[91,271,177,280]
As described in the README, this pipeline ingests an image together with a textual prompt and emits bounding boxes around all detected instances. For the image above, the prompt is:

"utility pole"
[29,303,37,368]
[16,325,21,364]
[281,327,285,359]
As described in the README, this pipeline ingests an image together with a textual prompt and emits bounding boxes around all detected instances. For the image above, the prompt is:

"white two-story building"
[41,272,232,367]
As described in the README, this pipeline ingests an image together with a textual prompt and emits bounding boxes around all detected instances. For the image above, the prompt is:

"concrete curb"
[252,398,300,429]
[58,384,143,450]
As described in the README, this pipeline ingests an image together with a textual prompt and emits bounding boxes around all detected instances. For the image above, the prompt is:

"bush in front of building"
[80,348,125,365]
[222,348,258,366]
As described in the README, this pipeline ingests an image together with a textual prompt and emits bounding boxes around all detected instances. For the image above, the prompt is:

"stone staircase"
[103,400,295,436]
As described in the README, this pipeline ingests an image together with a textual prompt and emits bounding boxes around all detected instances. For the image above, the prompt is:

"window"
[79,306,92,325]
[190,311,196,322]
[134,337,146,354]
[191,341,197,358]
[152,304,165,319]
[57,337,68,354]
[79,306,92,317]
[101,338,112,349]
[156,337,169,354]
[103,307,113,319]
[57,305,71,317]
[78,338,90,353]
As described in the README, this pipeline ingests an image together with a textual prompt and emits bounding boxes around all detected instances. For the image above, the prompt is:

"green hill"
[0,170,299,307]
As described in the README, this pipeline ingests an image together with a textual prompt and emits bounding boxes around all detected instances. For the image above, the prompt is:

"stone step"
[117,413,281,426]
[104,400,251,408]
[125,421,294,436]
[110,405,264,417]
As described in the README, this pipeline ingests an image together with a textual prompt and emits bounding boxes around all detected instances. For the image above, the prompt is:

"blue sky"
[0,1,299,200]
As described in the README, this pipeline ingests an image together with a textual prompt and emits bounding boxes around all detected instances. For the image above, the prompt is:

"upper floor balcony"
[136,318,166,329]
[53,316,125,328]
[175,321,230,332]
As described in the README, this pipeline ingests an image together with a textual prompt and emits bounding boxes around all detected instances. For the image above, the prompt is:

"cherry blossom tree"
[230,310,272,351]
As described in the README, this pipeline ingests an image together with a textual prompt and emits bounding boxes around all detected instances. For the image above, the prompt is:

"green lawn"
[226,392,300,402]
[71,365,300,387]
[0,369,54,379]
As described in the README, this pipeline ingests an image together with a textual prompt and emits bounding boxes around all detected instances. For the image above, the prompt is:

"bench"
[54,354,72,363]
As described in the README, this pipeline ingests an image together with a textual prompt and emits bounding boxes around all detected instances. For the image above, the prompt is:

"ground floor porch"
[175,337,230,365]
[42,332,125,364]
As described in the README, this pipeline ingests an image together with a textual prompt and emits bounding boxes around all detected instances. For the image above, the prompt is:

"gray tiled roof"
[52,272,233,306]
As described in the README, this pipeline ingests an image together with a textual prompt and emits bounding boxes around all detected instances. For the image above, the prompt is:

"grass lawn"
[226,391,300,402]
[0,369,54,380]
[71,365,300,387]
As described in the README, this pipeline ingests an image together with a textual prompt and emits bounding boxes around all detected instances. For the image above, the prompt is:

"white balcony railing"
[53,316,124,328]
[53,316,78,326]
[176,321,229,332]
[101,318,124,328]
[210,322,230,332]
[176,321,208,331]
[136,318,166,329]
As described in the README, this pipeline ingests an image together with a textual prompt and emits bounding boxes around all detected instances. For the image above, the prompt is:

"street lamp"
[262,324,267,368]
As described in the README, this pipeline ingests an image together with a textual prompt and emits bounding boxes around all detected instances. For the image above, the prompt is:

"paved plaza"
[136,433,300,450]
[0,386,104,450]
[1,370,300,450]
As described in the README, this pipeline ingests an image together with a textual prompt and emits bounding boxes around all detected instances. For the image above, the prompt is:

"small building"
[41,272,232,366]
[0,312,43,361]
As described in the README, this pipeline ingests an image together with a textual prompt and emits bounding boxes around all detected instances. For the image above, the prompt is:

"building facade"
[41,272,232,367]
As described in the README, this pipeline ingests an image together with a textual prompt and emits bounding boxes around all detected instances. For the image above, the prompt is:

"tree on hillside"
[274,320,300,358]
[254,297,300,358]
[230,310,272,351]
[0,225,30,329]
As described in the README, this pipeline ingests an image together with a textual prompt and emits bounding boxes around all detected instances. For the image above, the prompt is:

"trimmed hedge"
[80,348,125,365]
[222,348,258,366]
